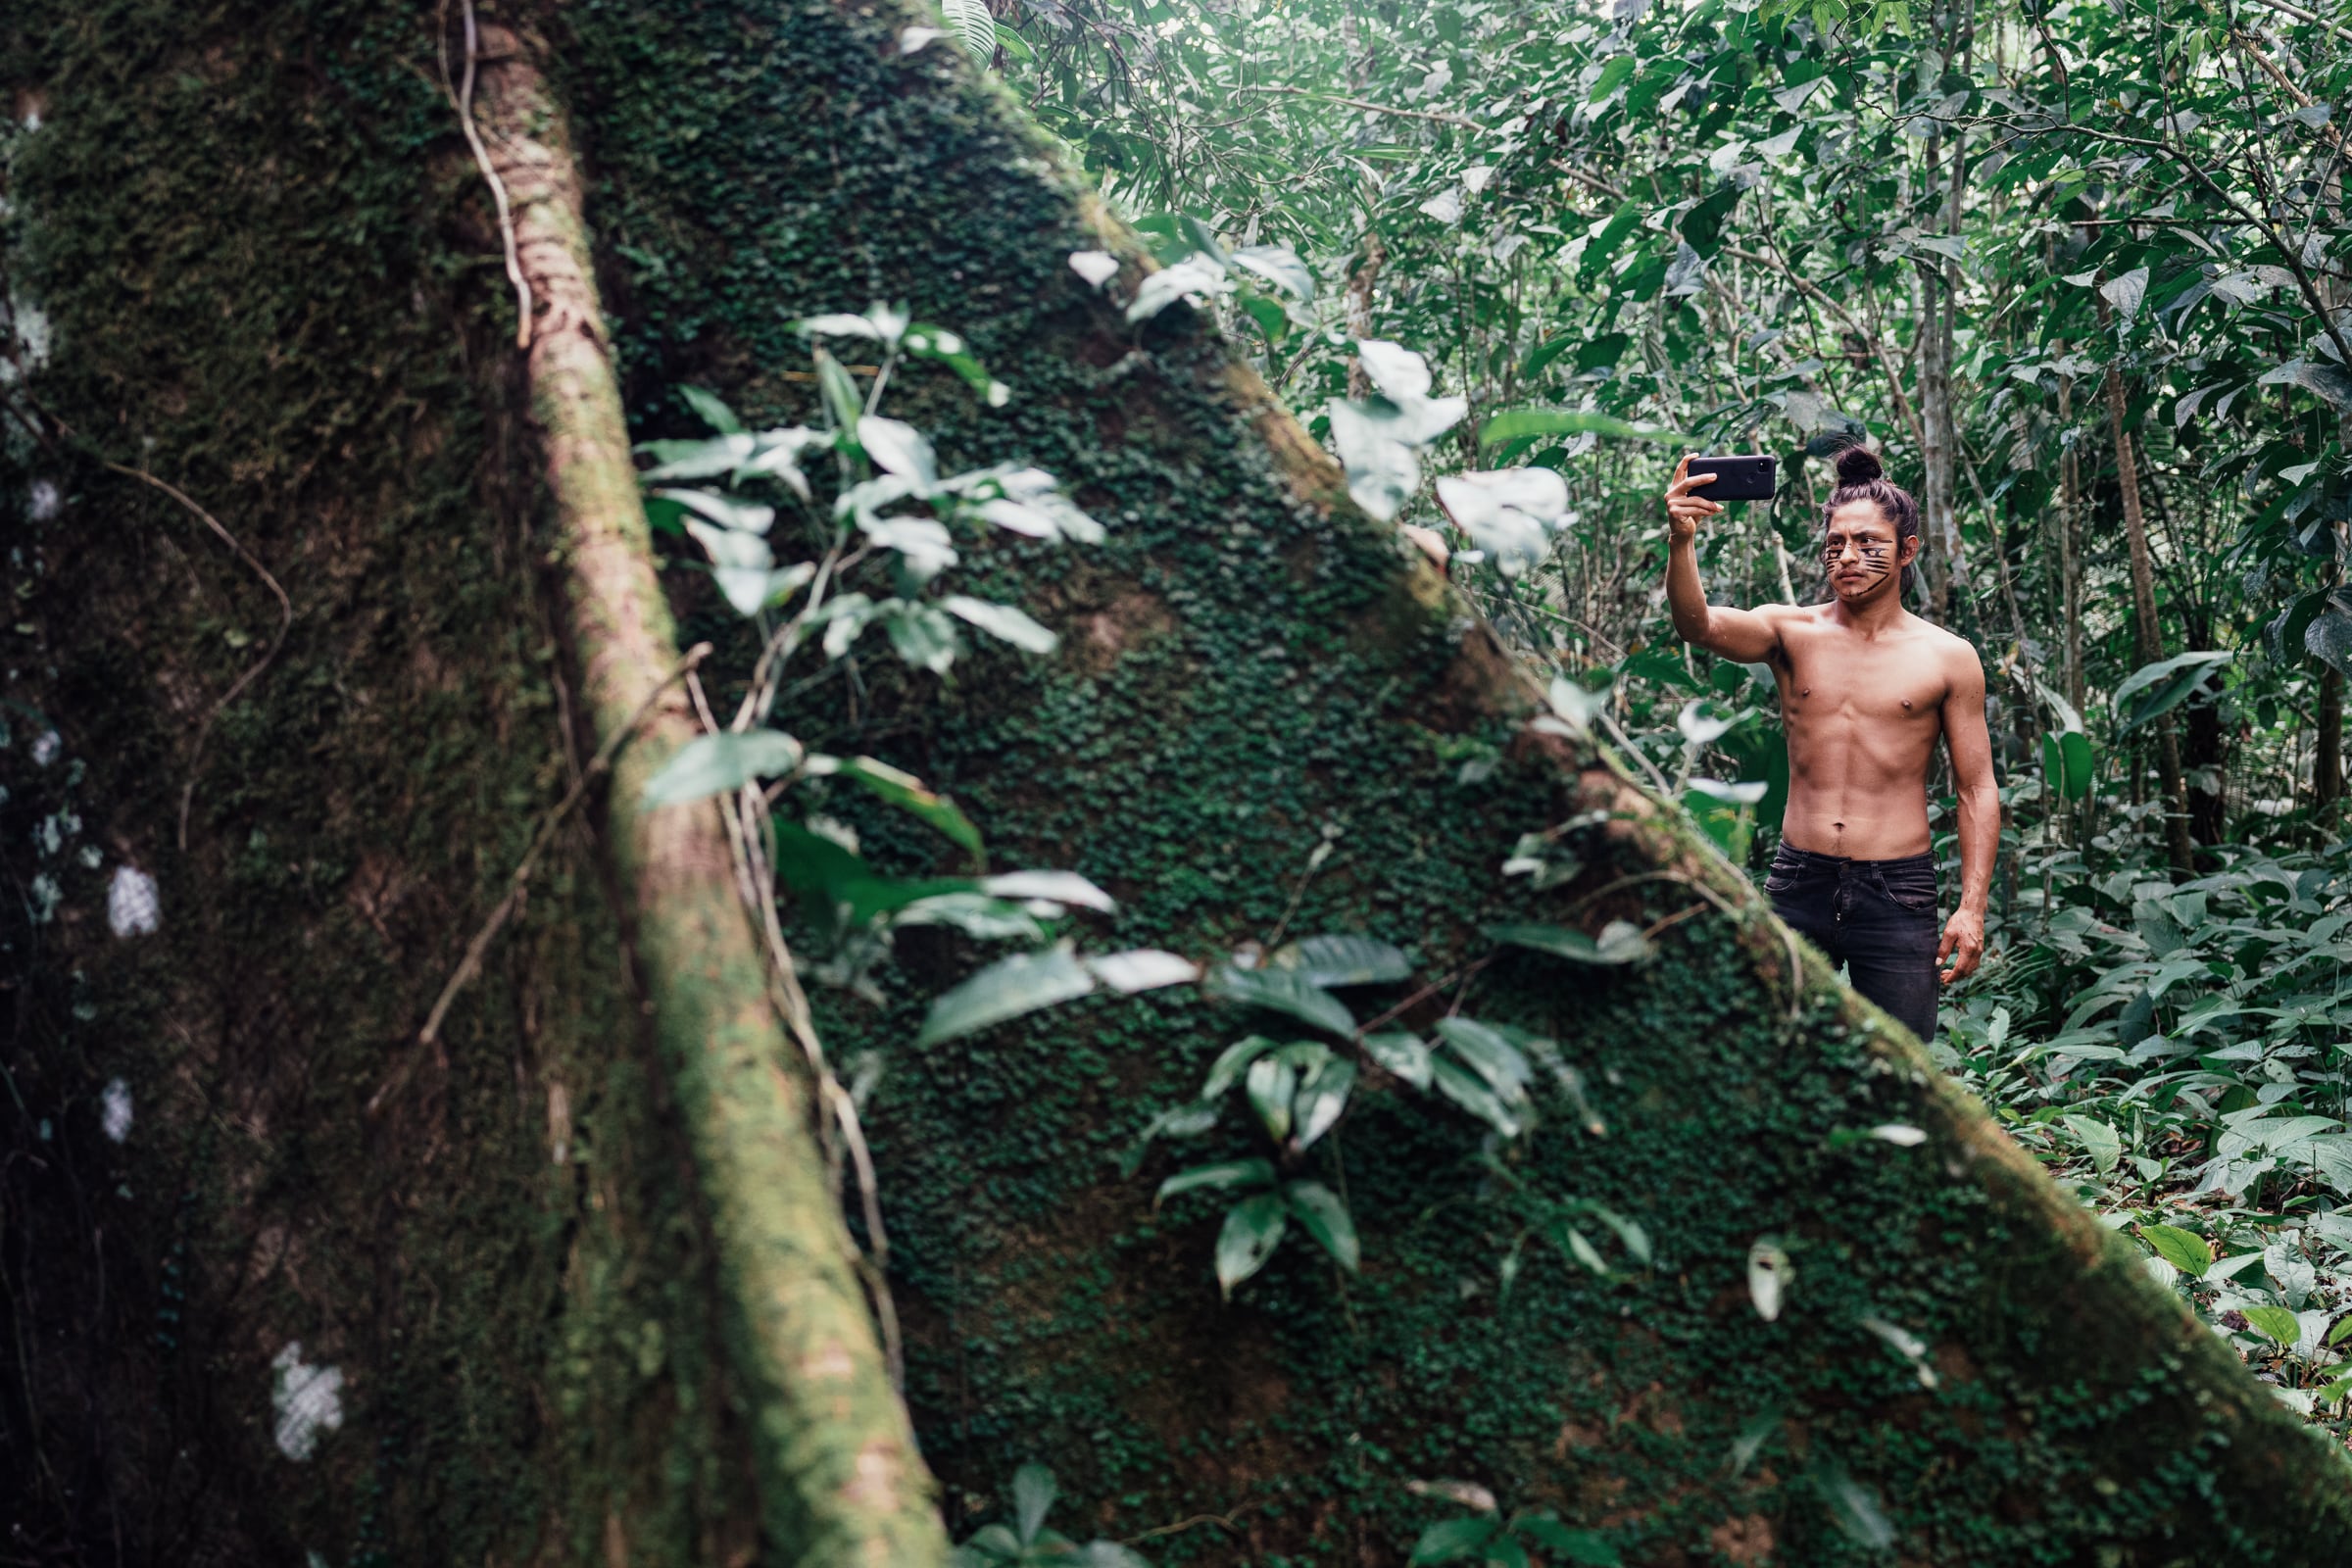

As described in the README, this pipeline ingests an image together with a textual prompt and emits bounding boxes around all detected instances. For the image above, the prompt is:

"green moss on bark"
[551,0,2352,1561]
[0,4,754,1562]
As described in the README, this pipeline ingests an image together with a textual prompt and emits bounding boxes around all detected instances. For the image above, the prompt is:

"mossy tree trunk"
[7,4,2352,1568]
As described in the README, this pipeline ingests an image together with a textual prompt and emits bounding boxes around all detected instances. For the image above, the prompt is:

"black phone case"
[1688,454,1777,502]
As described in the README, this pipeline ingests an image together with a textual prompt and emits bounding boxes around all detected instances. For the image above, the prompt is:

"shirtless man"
[1661,445,1996,1043]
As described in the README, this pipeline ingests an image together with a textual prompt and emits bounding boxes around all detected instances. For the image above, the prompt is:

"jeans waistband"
[1772,844,1936,874]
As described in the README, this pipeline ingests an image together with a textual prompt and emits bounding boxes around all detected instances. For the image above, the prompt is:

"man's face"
[1821,500,1910,604]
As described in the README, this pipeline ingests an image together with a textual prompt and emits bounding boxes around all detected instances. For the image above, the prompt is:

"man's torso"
[1762,605,1958,861]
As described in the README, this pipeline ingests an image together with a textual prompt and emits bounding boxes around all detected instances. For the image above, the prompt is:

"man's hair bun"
[1833,445,1885,486]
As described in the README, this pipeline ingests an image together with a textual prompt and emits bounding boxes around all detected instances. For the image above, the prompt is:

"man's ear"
[1898,532,1921,568]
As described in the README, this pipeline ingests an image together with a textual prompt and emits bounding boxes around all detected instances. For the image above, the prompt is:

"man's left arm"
[1938,643,1999,986]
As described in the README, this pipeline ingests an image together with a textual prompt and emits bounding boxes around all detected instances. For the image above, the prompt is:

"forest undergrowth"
[953,0,2352,1455]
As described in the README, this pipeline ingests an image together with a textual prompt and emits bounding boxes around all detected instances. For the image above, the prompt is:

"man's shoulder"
[1920,618,1984,662]
[1910,617,1985,683]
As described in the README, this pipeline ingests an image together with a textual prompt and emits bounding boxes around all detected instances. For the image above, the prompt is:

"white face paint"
[270,1343,345,1461]
[101,1078,132,1143]
[108,865,161,938]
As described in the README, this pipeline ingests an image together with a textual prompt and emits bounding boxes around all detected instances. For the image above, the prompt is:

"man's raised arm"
[1663,456,1784,662]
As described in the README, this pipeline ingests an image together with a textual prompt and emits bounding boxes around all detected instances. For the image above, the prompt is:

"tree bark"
[2056,360,2086,717]
[2320,666,2345,811]
[2097,296,2196,875]
[9,3,2352,1565]
[473,31,947,1566]
[1916,129,1969,625]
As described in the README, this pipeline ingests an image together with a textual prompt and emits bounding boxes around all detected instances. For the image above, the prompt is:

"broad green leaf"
[1587,54,1638,102]
[1120,1099,1222,1176]
[1518,1518,1620,1565]
[831,756,983,856]
[1434,1016,1535,1099]
[2112,651,2231,732]
[1283,1179,1359,1270]
[1407,1516,1500,1565]
[1435,468,1572,576]
[1544,675,1613,733]
[883,601,963,673]
[2258,357,2352,411]
[1012,1463,1057,1545]
[939,0,997,61]
[1519,333,1582,382]
[2058,731,2094,800]
[1585,1204,1653,1266]
[1555,1223,1610,1275]
[1230,243,1314,300]
[981,869,1115,911]
[892,892,1041,941]
[1085,949,1200,994]
[2243,1304,2302,1348]
[638,431,756,480]
[1747,1239,1789,1321]
[903,322,1009,406]
[1128,256,1228,323]
[1155,1156,1275,1203]
[2309,609,2352,679]
[658,486,776,535]
[1478,409,1690,449]
[679,385,743,434]
[1328,392,1464,521]
[1817,1468,1895,1550]
[856,416,938,482]
[1215,1192,1289,1296]
[2060,1114,2121,1175]
[1363,1030,1434,1089]
[1430,1054,1525,1137]
[1484,921,1651,964]
[1201,1036,1281,1101]
[917,944,1098,1046]
[2139,1223,2212,1278]
[795,313,884,341]
[1578,204,1643,285]
[1274,933,1412,987]
[1207,964,1357,1037]
[1246,1054,1298,1141]
[641,730,803,808]
[956,1523,1021,1563]
[1291,1057,1356,1150]
[941,595,1059,654]
[2098,266,2149,321]
[813,347,864,434]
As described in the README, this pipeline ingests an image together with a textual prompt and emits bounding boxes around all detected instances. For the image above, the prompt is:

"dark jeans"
[1765,843,1941,1044]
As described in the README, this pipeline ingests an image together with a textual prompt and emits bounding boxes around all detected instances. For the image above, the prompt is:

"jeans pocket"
[1878,867,1936,913]
[1763,866,1797,896]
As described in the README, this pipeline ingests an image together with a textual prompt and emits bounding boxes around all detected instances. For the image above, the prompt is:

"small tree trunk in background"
[2055,364,2085,717]
[1919,262,1956,625]
[2097,296,2195,875]
[1914,127,1957,624]
[1345,225,1383,401]
[2320,667,2345,811]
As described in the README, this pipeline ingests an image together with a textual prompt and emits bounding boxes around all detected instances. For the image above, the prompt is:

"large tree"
[4,2,2347,1565]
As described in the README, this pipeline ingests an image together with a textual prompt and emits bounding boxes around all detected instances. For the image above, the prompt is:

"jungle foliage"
[962,0,2352,1450]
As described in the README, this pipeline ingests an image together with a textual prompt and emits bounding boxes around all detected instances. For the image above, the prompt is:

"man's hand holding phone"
[1664,455,1722,545]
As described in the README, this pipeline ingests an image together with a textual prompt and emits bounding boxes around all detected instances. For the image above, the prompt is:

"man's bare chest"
[1774,630,1948,732]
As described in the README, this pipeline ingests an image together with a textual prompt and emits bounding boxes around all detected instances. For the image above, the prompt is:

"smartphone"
[1687,454,1778,503]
